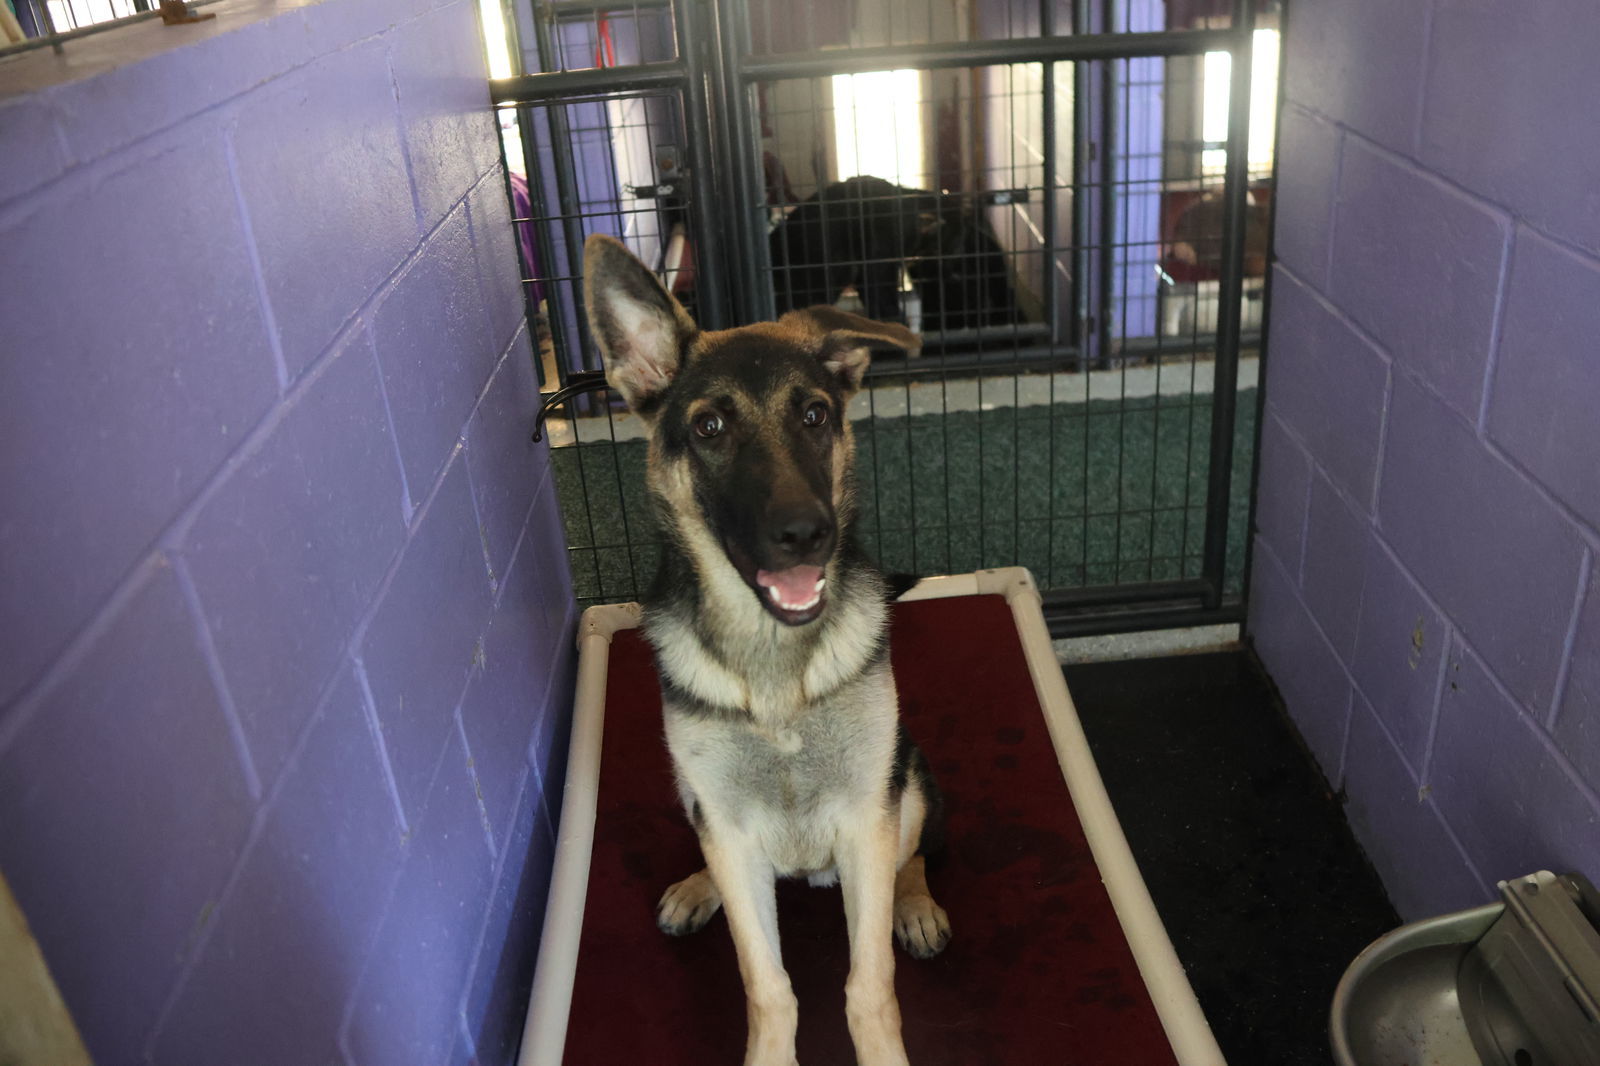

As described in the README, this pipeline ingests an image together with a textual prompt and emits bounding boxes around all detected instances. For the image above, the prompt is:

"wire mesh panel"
[495,0,1280,632]
[503,89,706,601]
[511,0,679,76]
[515,94,694,375]
[738,0,1255,56]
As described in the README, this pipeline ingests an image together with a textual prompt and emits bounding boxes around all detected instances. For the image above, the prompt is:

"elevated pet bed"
[519,568,1227,1065]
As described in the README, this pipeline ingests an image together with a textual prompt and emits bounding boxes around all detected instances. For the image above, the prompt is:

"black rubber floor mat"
[1065,650,1400,1066]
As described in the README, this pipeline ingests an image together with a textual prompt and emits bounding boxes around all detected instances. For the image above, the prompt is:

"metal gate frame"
[490,0,1265,637]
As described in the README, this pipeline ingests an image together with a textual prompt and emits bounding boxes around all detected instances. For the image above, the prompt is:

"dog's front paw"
[894,893,951,959]
[656,869,723,936]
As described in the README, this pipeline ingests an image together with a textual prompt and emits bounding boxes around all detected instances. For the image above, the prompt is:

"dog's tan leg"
[837,813,910,1066]
[699,834,798,1066]
[893,856,951,959]
[656,867,723,935]
[890,776,952,959]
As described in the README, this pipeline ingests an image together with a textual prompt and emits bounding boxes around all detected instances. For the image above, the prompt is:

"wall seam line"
[456,765,538,1032]
[1474,223,1517,435]
[171,555,263,800]
[491,460,556,615]
[1410,0,1438,159]
[353,656,413,836]
[348,443,472,655]
[0,552,163,752]
[1477,434,1600,553]
[1347,662,1425,787]
[1415,616,1456,784]
[366,325,417,526]
[137,657,368,1061]
[1332,686,1354,787]
[1341,126,1517,224]
[1279,264,1395,368]
[1545,547,1593,731]
[1422,790,1492,899]
[455,708,500,862]
[1386,361,1598,554]
[1322,127,1344,293]
[1367,363,1394,519]
[222,120,289,393]
[1449,639,1600,813]
[1250,537,1358,764]
[383,37,428,239]
[335,824,416,1065]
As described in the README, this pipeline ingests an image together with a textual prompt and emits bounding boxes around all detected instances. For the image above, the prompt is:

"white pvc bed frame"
[518,567,1228,1066]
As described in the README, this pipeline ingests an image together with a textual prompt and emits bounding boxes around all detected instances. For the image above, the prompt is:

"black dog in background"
[769,176,1021,334]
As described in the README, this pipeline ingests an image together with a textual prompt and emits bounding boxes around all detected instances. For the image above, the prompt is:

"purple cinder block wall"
[1252,0,1600,920]
[0,1,577,1063]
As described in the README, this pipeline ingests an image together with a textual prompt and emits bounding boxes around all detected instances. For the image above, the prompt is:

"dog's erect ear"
[583,234,697,411]
[778,306,921,394]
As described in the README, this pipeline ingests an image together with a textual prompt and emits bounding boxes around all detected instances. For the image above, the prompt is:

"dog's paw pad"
[894,894,951,959]
[656,872,722,936]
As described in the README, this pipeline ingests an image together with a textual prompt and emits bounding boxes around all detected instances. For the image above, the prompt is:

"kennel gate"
[489,0,1277,636]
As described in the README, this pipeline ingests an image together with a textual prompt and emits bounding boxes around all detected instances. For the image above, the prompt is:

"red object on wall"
[559,595,1184,1065]
[593,16,616,69]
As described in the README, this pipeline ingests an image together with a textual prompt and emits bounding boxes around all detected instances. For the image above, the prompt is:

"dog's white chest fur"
[663,662,898,877]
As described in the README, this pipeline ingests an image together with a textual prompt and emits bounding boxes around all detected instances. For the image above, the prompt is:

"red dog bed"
[523,570,1224,1065]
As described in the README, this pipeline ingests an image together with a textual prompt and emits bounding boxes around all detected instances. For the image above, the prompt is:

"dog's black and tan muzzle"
[716,450,837,626]
[752,493,834,622]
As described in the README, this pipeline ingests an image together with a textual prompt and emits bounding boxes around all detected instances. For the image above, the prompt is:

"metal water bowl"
[1331,872,1600,1066]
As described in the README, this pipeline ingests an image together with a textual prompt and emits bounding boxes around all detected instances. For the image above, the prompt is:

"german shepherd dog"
[769,175,1021,333]
[584,234,951,1066]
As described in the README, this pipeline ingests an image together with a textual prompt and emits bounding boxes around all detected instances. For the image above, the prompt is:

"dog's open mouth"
[720,539,830,626]
[754,565,827,625]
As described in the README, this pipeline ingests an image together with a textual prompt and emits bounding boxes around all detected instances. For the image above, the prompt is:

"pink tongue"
[756,565,823,603]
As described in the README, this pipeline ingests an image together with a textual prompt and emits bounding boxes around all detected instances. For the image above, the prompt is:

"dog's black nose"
[770,506,833,558]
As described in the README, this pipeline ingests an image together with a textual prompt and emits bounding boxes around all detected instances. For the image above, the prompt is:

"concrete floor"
[1053,623,1240,665]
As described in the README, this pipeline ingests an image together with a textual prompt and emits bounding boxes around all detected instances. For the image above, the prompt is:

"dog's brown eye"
[802,401,829,428]
[693,411,724,438]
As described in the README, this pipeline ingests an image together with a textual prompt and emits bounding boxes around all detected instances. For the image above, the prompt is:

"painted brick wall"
[0,1,577,1063]
[1252,0,1600,920]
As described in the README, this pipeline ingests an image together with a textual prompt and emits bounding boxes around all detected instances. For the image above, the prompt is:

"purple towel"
[507,171,543,308]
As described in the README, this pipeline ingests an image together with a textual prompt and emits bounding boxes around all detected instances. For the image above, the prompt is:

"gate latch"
[625,181,682,200]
